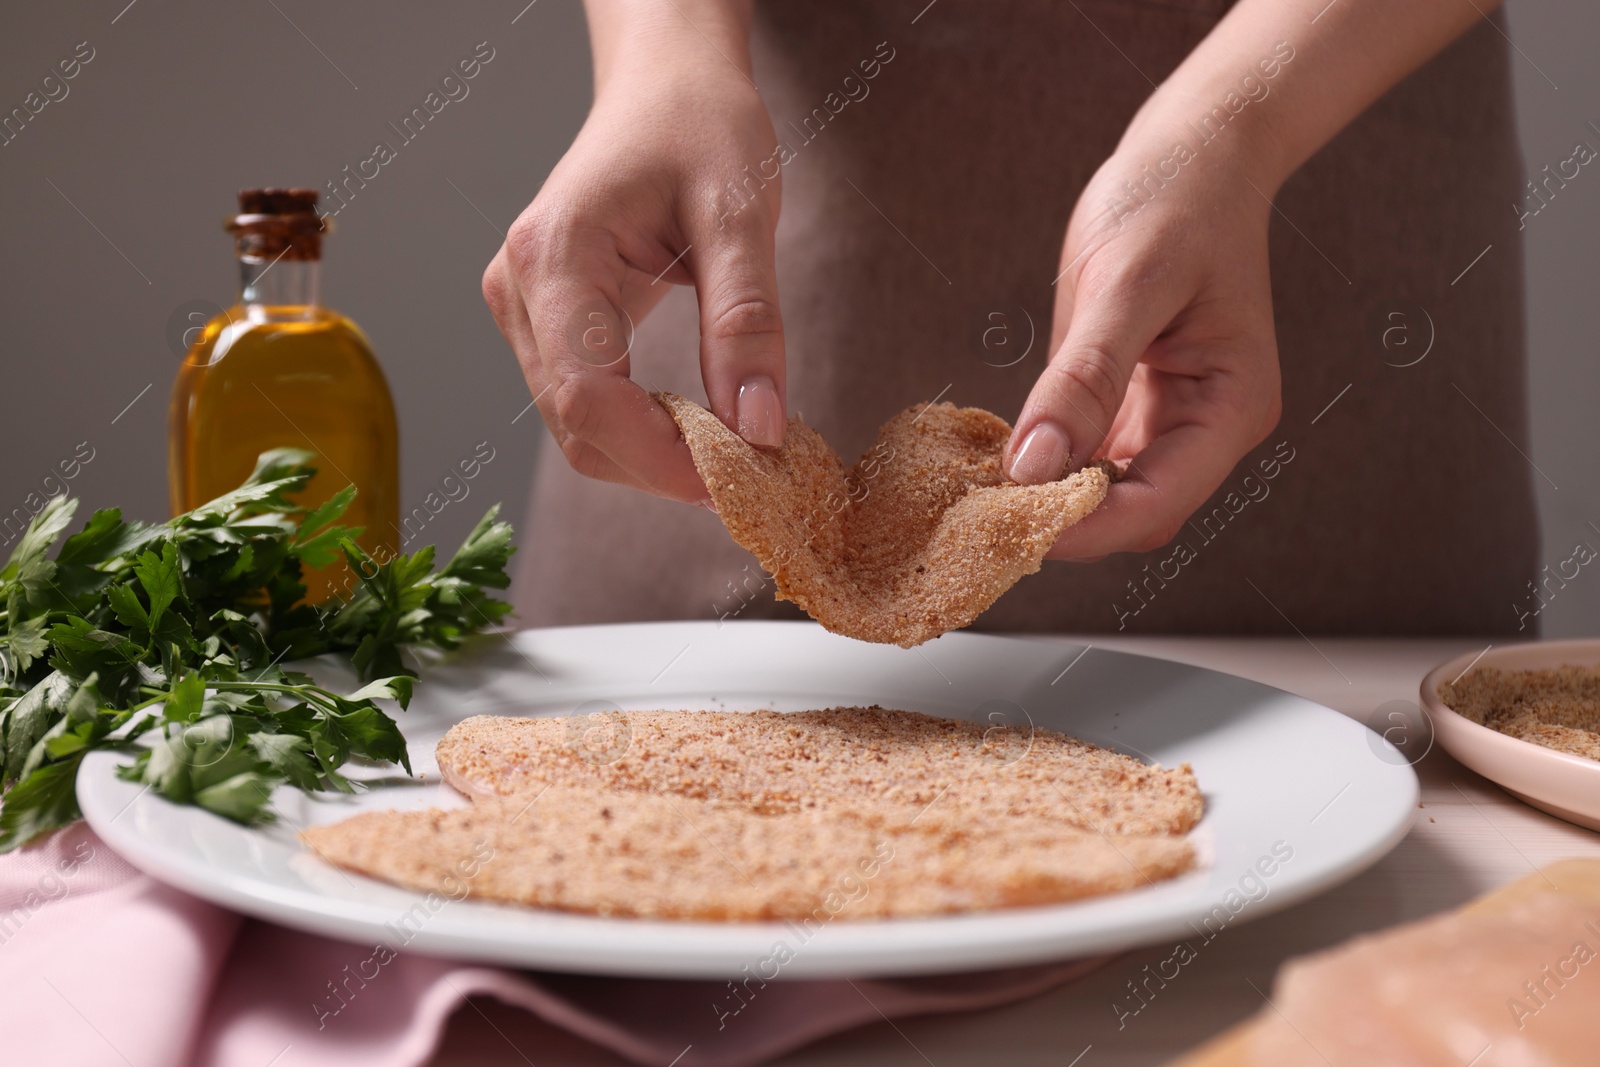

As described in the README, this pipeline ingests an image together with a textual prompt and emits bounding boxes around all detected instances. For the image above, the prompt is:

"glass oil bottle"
[169,188,399,602]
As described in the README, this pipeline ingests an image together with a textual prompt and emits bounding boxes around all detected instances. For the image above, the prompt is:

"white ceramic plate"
[1422,639,1600,832]
[80,621,1417,979]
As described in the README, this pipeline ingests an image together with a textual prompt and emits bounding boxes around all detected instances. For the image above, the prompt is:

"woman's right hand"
[482,5,784,503]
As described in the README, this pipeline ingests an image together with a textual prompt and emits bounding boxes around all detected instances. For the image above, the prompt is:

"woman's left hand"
[1005,130,1283,561]
[1006,0,1498,561]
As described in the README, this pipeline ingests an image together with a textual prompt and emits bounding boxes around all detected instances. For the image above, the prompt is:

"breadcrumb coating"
[436,708,1203,837]
[658,394,1109,647]
[302,708,1202,921]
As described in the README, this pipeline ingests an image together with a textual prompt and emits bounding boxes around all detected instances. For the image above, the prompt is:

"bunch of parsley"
[0,449,514,851]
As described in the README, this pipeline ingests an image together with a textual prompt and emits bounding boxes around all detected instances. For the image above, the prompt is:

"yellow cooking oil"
[168,189,398,602]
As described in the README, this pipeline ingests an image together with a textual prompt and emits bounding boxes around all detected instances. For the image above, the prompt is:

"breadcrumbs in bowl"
[1437,664,1600,762]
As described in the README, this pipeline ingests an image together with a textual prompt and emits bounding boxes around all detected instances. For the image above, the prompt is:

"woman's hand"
[1008,0,1496,560]
[482,2,783,503]
[1007,136,1282,561]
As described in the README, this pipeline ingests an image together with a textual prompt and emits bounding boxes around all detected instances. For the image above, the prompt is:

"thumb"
[694,212,787,449]
[1006,279,1171,484]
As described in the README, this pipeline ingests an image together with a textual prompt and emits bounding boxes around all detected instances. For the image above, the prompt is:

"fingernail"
[736,375,785,448]
[696,497,720,514]
[1008,421,1071,485]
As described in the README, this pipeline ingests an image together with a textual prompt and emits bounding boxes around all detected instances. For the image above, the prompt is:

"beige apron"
[513,1,1538,636]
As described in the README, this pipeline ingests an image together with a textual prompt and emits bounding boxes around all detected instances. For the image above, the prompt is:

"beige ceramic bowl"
[1421,639,1600,832]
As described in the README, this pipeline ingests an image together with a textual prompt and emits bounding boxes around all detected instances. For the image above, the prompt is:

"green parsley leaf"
[0,450,516,851]
[0,756,86,851]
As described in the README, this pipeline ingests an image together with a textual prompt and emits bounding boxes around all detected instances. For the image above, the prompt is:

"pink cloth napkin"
[0,824,1106,1067]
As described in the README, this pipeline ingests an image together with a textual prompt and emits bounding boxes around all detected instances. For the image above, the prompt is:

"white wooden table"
[427,637,1600,1066]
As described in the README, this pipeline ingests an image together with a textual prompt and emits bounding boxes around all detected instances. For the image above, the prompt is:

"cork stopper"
[237,188,319,215]
[227,187,329,260]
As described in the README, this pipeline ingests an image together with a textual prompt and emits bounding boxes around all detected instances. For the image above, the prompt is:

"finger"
[483,247,541,380]
[1099,365,1172,460]
[692,206,786,449]
[550,430,656,493]
[484,249,656,493]
[503,223,708,503]
[1007,265,1184,485]
[617,259,674,325]
[1044,414,1259,561]
[536,291,708,502]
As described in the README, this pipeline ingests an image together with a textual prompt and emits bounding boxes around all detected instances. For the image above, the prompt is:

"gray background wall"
[0,1,1595,636]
